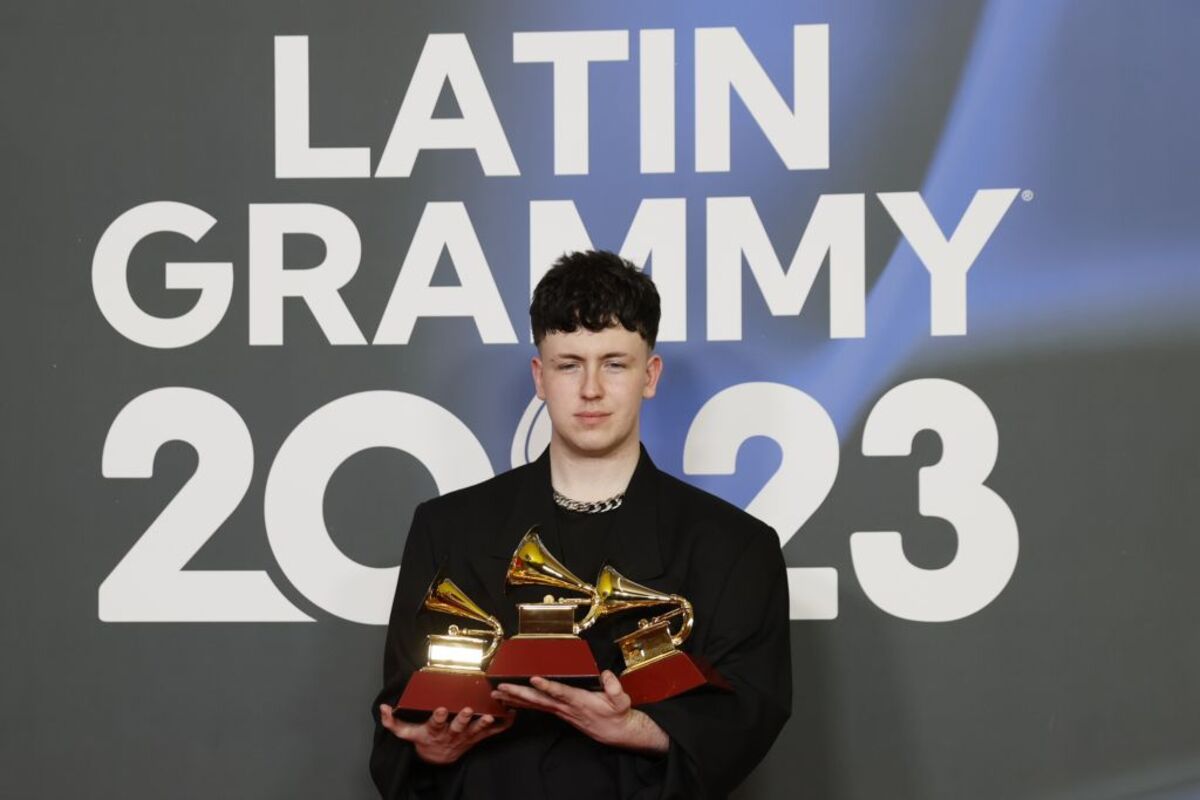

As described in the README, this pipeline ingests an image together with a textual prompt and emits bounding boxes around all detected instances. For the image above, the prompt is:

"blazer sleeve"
[369,503,441,799]
[636,527,793,799]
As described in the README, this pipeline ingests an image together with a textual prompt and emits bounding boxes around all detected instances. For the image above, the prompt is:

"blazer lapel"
[486,448,562,561]
[599,445,666,582]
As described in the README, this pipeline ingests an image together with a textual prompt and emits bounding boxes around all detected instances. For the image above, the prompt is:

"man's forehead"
[538,325,650,356]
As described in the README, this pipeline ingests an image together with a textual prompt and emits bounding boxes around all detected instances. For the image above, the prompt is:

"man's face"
[531,325,662,459]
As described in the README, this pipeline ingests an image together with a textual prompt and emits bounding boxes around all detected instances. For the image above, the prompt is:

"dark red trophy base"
[486,636,601,687]
[620,651,731,706]
[395,669,509,720]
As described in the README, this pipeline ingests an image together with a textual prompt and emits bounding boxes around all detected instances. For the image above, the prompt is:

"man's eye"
[557,363,579,371]
[605,362,627,370]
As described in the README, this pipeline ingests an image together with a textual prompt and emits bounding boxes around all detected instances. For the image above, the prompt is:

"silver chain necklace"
[552,489,625,514]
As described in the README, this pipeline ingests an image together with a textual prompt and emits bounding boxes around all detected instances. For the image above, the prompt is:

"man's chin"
[557,431,634,459]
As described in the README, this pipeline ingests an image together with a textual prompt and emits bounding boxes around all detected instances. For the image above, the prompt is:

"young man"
[371,251,791,799]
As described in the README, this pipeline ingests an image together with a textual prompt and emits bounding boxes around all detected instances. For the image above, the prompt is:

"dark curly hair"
[530,250,661,347]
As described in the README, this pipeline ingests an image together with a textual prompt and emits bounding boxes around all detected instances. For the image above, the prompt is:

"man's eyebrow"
[552,351,632,361]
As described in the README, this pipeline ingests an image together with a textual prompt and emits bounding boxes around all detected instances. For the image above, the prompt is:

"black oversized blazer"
[370,446,792,799]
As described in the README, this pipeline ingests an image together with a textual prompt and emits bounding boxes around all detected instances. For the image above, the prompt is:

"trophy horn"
[422,573,504,661]
[577,564,694,644]
[506,528,597,604]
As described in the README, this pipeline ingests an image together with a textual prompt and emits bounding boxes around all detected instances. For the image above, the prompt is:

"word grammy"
[92,190,1017,348]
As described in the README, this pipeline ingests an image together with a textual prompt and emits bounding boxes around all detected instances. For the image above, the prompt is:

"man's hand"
[378,705,516,765]
[491,670,669,755]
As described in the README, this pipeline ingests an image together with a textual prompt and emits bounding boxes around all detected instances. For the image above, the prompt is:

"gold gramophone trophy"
[394,573,509,719]
[583,565,729,705]
[485,528,602,685]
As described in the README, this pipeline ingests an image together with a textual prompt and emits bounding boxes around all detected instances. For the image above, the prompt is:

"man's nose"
[581,365,603,398]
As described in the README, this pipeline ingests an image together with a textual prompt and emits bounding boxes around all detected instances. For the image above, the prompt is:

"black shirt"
[554,504,616,586]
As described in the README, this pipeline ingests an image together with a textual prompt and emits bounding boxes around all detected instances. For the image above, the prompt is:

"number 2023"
[100,378,1017,624]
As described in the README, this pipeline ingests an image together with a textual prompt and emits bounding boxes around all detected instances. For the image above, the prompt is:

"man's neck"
[548,437,641,502]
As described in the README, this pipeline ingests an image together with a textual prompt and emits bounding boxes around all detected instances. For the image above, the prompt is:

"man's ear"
[531,355,546,400]
[642,353,663,399]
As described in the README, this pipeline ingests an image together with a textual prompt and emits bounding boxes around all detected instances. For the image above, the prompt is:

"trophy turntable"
[585,565,729,705]
[485,528,603,685]
[394,573,509,719]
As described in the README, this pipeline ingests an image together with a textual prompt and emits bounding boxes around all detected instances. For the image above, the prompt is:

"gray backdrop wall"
[4,1,1200,798]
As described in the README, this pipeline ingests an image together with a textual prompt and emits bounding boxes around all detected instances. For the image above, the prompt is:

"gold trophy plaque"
[485,528,602,685]
[394,574,509,719]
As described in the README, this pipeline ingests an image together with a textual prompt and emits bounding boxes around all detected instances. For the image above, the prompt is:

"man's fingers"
[530,676,585,703]
[380,705,423,741]
[379,704,407,735]
[492,683,567,714]
[474,712,516,741]
[379,704,401,733]
[490,694,544,712]
[427,707,449,731]
[448,707,474,734]
[466,714,494,737]
[391,723,424,743]
[600,670,632,711]
[601,670,625,698]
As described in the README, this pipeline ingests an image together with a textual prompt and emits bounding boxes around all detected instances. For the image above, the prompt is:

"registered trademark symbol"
[1020,189,1034,202]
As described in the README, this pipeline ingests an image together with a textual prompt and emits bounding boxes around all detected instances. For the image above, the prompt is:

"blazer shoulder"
[656,468,778,555]
[416,461,532,523]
